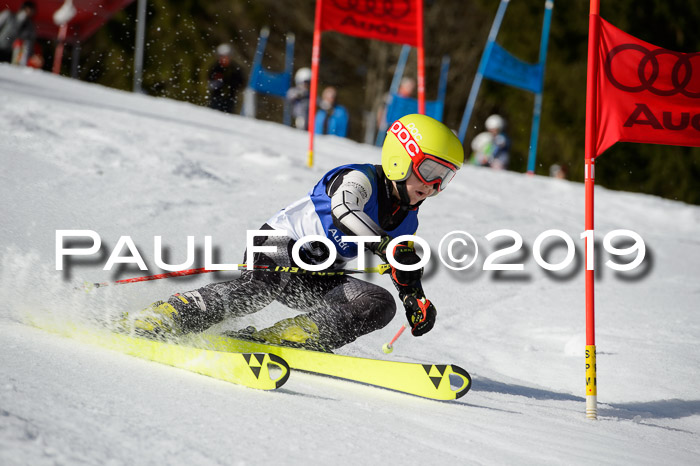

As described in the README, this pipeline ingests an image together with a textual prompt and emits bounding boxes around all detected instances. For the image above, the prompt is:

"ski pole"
[87,266,249,289]
[268,263,390,276]
[382,323,409,354]
[86,263,393,289]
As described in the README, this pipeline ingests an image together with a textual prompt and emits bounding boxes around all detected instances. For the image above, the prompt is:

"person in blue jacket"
[314,86,349,137]
[124,114,464,351]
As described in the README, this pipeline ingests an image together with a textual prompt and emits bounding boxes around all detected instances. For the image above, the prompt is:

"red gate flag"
[307,0,425,167]
[595,18,700,156]
[320,0,420,46]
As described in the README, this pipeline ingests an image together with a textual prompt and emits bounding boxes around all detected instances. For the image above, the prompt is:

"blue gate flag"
[482,43,544,94]
[244,27,295,124]
[458,0,554,175]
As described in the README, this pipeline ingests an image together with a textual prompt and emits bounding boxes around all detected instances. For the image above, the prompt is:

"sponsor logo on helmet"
[405,122,422,140]
[390,120,422,158]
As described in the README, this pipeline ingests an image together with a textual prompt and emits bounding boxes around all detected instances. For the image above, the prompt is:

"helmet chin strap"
[395,180,424,210]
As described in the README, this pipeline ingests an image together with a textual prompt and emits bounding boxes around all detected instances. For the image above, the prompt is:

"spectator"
[207,43,245,114]
[397,76,416,97]
[549,164,567,179]
[469,130,494,167]
[376,76,415,134]
[469,114,511,170]
[0,1,37,65]
[314,86,349,137]
[286,67,311,129]
[484,114,510,170]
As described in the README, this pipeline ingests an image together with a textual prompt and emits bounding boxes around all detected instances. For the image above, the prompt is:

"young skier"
[123,114,464,351]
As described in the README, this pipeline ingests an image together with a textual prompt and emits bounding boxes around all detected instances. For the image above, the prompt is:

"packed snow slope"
[1,64,699,465]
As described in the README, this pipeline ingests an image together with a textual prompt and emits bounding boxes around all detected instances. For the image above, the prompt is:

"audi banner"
[319,0,421,46]
[596,18,700,155]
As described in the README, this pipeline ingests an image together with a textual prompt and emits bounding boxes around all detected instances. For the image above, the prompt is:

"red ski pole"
[89,267,228,289]
[382,323,409,354]
[85,264,392,290]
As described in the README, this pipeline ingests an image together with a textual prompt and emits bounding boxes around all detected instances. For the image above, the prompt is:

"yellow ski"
[188,333,471,401]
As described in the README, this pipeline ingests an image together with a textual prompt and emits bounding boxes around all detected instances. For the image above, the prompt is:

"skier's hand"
[370,237,423,286]
[370,235,392,261]
[389,243,423,287]
[403,295,436,336]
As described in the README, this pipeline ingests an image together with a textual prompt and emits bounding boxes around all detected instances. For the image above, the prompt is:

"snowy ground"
[1,64,699,465]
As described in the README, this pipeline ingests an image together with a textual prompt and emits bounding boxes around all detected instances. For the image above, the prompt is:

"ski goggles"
[389,120,458,193]
[414,155,458,193]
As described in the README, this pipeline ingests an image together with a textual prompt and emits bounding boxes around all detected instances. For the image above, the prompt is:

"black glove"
[369,235,392,262]
[390,243,423,287]
[403,295,436,336]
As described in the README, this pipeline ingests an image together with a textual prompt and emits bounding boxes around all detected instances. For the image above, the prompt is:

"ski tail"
[26,316,290,391]
[447,364,472,399]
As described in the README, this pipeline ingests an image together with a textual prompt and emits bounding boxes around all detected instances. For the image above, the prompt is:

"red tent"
[3,0,134,44]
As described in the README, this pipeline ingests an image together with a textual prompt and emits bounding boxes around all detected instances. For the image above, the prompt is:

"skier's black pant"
[167,226,396,350]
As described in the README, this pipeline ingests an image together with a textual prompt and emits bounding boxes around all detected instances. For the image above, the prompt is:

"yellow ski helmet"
[381,114,464,193]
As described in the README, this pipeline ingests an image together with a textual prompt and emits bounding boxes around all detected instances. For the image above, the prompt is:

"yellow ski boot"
[118,301,182,340]
[248,315,329,352]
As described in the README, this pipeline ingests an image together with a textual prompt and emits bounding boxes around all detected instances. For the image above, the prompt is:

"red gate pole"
[52,23,68,74]
[416,0,425,114]
[583,0,601,420]
[307,0,324,167]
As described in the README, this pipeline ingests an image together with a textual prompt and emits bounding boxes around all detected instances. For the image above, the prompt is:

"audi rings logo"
[330,0,411,19]
[604,44,700,98]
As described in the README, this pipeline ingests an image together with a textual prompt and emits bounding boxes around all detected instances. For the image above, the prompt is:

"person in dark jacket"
[0,1,37,65]
[207,43,245,114]
[286,67,312,129]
